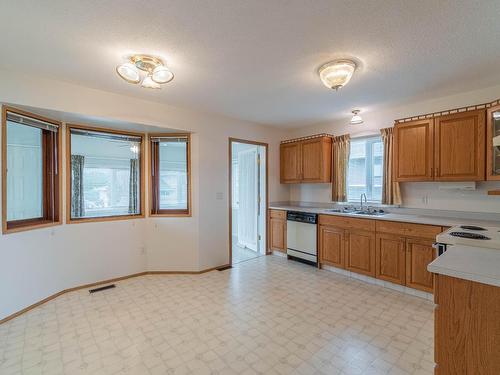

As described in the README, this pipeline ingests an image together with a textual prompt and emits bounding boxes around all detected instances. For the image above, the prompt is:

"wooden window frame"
[2,106,62,234]
[66,123,146,224]
[149,133,192,217]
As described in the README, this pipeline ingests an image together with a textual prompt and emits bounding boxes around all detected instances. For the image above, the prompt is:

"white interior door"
[237,148,259,251]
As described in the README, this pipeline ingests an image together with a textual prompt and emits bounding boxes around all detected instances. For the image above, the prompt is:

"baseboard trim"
[0,265,228,325]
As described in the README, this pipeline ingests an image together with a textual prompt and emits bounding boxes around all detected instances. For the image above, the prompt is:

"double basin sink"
[324,207,387,216]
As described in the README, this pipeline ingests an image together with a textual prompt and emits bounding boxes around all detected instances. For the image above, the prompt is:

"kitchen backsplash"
[289,181,500,214]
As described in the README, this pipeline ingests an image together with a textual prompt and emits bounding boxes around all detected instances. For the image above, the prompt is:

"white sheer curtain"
[237,148,259,251]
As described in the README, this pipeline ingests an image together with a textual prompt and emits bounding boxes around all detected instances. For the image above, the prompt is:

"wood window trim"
[148,133,192,217]
[65,123,146,224]
[2,106,63,234]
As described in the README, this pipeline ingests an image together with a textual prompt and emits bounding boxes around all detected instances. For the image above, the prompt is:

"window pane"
[347,137,384,203]
[70,132,141,218]
[159,141,188,210]
[6,121,43,221]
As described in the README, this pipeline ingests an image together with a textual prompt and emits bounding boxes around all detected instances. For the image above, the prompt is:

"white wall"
[288,84,500,213]
[0,70,289,320]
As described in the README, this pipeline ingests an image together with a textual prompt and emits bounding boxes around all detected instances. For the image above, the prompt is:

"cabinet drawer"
[318,215,376,231]
[376,220,442,239]
[269,209,286,219]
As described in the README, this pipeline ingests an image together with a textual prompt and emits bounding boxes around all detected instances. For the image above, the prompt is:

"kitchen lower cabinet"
[269,210,286,253]
[405,237,435,292]
[318,225,345,268]
[318,215,444,293]
[375,233,406,285]
[344,229,376,277]
[434,275,500,374]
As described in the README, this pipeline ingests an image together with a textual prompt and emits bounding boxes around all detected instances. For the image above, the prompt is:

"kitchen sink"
[352,210,387,216]
[324,208,387,216]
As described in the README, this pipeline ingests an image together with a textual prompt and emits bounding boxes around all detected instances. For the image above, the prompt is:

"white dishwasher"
[286,211,318,265]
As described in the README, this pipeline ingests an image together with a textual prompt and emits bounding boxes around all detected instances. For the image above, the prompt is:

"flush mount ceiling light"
[116,54,174,89]
[350,109,363,124]
[318,59,357,90]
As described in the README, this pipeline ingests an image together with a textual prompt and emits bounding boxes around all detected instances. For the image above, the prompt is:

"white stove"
[436,225,500,250]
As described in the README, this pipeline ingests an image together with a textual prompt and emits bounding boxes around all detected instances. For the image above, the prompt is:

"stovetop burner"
[460,225,487,231]
[449,232,491,240]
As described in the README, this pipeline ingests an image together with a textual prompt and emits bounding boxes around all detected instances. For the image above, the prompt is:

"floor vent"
[89,284,116,293]
[217,265,232,271]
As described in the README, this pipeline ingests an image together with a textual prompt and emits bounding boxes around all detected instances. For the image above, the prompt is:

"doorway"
[229,138,268,265]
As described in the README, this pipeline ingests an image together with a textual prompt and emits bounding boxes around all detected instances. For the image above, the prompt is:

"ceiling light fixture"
[350,109,363,124]
[116,54,174,89]
[141,74,161,89]
[318,59,357,90]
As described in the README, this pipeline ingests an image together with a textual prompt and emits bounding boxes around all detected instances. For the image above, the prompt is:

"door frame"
[228,138,269,266]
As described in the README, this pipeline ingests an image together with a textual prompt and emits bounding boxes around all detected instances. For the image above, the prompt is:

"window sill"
[3,220,62,235]
[67,214,145,224]
[149,211,191,218]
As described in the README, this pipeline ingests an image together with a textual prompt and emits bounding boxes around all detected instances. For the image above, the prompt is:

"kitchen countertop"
[428,245,500,287]
[269,204,500,228]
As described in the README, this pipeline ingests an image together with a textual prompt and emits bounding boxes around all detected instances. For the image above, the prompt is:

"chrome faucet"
[360,193,367,210]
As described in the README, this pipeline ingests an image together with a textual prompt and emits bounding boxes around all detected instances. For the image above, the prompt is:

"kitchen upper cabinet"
[394,119,434,182]
[405,237,435,292]
[345,229,376,277]
[301,137,332,182]
[434,110,486,181]
[487,103,500,180]
[394,109,487,182]
[280,136,332,183]
[319,225,345,268]
[269,210,286,252]
[375,233,406,285]
[280,142,301,183]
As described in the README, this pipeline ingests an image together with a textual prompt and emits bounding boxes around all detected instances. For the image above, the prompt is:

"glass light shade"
[151,65,174,84]
[141,75,161,89]
[350,110,363,124]
[116,63,140,83]
[319,60,356,90]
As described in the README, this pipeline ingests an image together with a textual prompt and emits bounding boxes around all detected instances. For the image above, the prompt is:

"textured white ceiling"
[1,0,499,127]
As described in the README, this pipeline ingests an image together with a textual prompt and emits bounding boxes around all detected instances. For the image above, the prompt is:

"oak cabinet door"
[345,229,376,277]
[269,217,286,252]
[319,225,345,268]
[394,119,434,181]
[301,138,332,183]
[434,110,486,181]
[280,142,301,183]
[375,233,406,285]
[405,237,435,292]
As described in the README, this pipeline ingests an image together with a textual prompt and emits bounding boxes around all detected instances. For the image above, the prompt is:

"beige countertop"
[269,204,500,228]
[428,245,500,287]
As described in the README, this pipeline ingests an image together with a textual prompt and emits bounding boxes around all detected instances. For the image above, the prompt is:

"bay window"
[149,134,191,216]
[2,107,61,233]
[67,125,144,222]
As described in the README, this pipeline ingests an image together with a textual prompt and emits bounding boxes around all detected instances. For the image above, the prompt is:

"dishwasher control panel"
[286,211,318,224]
